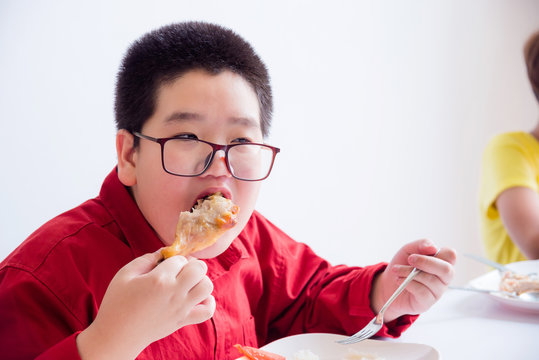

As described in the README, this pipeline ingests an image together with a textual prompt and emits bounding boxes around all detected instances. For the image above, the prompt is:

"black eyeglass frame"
[132,132,280,181]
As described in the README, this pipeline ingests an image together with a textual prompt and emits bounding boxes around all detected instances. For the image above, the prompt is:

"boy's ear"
[116,129,137,186]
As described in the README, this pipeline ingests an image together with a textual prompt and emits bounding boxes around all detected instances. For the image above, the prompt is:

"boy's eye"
[175,133,199,140]
[232,137,252,144]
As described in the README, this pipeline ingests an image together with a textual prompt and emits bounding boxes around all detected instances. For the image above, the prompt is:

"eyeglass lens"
[162,139,274,180]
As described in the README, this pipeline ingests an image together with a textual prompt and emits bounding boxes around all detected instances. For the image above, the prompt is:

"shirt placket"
[211,299,228,360]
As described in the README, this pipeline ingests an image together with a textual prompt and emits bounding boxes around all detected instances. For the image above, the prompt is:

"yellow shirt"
[479,131,539,264]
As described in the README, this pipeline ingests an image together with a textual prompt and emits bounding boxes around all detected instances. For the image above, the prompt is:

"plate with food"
[468,259,539,313]
[234,333,439,360]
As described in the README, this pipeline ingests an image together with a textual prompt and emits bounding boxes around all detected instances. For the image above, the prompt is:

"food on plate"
[291,349,384,360]
[234,344,285,360]
[291,350,319,360]
[342,349,385,360]
[234,344,385,360]
[161,192,239,259]
[499,271,539,295]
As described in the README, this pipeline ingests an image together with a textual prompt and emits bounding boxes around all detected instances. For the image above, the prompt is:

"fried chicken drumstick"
[161,193,239,259]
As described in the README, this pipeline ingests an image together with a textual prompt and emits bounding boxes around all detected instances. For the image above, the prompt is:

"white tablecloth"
[392,289,539,359]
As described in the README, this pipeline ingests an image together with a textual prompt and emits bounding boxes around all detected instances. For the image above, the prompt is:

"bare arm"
[497,186,539,259]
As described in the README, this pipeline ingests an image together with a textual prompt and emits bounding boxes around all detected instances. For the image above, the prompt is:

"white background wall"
[1,0,538,285]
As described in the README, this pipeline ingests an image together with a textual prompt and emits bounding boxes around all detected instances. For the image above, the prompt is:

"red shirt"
[0,169,416,359]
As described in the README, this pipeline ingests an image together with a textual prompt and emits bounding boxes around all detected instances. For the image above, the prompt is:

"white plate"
[468,259,539,314]
[261,333,439,360]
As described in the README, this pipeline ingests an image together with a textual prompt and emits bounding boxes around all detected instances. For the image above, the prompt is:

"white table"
[392,289,539,359]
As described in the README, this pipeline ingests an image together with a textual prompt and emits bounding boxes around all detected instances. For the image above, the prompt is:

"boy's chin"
[191,238,234,259]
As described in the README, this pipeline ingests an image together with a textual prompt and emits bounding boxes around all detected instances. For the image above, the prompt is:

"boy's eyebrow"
[164,112,260,129]
[164,112,202,123]
[229,116,260,129]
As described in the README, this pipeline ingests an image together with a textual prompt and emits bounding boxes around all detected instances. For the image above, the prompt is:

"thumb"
[391,239,437,266]
[417,239,438,256]
[403,239,438,256]
[121,249,163,277]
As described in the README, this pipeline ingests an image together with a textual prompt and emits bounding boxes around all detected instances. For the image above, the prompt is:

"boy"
[0,22,456,359]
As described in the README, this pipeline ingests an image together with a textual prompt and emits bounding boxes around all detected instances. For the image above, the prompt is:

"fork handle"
[463,253,510,273]
[379,249,441,315]
[379,267,420,314]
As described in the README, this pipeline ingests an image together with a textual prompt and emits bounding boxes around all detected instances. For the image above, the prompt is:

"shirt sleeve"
[35,333,82,360]
[480,134,538,218]
[297,260,417,338]
[345,262,418,338]
[250,214,417,343]
[0,267,83,360]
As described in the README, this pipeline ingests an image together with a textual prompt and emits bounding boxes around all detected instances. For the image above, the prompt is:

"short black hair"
[114,21,273,141]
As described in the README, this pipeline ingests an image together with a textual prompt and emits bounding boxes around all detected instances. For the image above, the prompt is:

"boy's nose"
[204,150,231,177]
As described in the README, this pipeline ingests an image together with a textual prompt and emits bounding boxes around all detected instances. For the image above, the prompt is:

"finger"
[186,276,214,306]
[390,264,439,288]
[389,264,415,279]
[121,250,164,277]
[408,251,455,285]
[412,272,447,299]
[408,271,447,299]
[186,295,216,325]
[403,279,439,306]
[391,240,438,266]
[176,259,208,293]
[153,255,189,278]
[436,247,458,265]
[401,239,439,257]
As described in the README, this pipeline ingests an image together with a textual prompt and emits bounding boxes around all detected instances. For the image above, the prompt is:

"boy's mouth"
[190,195,211,212]
[190,191,227,212]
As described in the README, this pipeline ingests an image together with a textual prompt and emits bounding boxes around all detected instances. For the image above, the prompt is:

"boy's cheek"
[236,182,261,211]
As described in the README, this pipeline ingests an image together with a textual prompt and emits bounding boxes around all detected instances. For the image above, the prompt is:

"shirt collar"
[99,167,163,257]
[205,238,248,280]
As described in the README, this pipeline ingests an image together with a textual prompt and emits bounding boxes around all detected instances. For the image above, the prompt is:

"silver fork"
[337,249,440,345]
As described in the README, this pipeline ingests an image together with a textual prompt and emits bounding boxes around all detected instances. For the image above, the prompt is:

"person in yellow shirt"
[480,30,539,264]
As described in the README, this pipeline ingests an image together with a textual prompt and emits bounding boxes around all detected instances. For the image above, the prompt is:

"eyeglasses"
[133,132,280,181]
